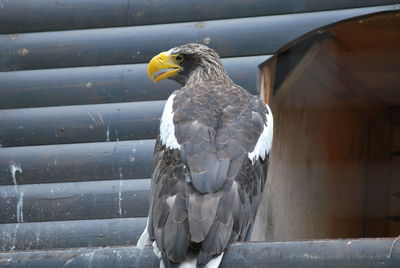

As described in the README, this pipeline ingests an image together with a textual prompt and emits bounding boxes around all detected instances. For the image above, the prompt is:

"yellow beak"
[147,52,182,82]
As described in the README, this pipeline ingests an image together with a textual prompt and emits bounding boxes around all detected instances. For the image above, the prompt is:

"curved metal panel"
[0,179,150,223]
[0,5,395,71]
[0,140,155,185]
[0,101,163,147]
[0,239,398,267]
[0,0,397,33]
[0,56,269,109]
[0,217,146,251]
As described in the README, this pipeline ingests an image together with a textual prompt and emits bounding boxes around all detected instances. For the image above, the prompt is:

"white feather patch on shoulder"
[160,93,181,150]
[248,104,273,164]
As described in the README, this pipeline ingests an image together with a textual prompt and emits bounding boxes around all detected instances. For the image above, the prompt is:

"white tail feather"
[137,218,152,250]
[205,253,224,268]
[152,241,162,259]
[176,253,224,268]
[178,258,197,268]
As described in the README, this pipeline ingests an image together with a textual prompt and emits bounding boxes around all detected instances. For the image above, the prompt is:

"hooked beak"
[147,51,182,82]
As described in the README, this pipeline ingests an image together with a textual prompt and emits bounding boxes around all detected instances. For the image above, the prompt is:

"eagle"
[137,43,273,268]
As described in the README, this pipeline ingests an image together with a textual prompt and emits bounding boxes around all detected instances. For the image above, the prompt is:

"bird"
[137,43,273,268]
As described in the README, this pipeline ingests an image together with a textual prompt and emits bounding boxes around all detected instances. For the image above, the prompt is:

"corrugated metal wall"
[0,1,398,266]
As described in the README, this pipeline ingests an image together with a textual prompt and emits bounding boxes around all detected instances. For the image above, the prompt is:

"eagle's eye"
[175,54,184,62]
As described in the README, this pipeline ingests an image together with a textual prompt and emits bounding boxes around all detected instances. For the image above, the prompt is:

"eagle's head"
[147,43,229,86]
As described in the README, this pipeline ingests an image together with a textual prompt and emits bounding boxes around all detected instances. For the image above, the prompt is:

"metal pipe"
[0,238,399,267]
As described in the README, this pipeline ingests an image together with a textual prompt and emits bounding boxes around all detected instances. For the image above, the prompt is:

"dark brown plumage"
[138,43,273,268]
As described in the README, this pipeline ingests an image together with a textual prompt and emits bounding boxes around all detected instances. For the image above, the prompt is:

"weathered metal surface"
[0,0,397,34]
[0,217,146,251]
[0,140,155,185]
[0,5,396,71]
[0,239,399,267]
[0,101,163,147]
[0,179,150,224]
[0,56,267,109]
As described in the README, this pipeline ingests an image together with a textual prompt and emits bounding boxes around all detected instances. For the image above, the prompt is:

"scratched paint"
[17,48,29,56]
[130,147,136,162]
[10,163,24,223]
[16,191,24,223]
[10,223,19,251]
[9,162,22,185]
[118,168,123,216]
[106,126,110,142]
[88,113,105,126]
[63,258,74,267]
[115,129,119,142]
[87,249,97,268]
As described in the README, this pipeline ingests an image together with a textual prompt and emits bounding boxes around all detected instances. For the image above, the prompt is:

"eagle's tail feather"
[137,218,152,250]
[159,251,224,268]
[204,253,224,268]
